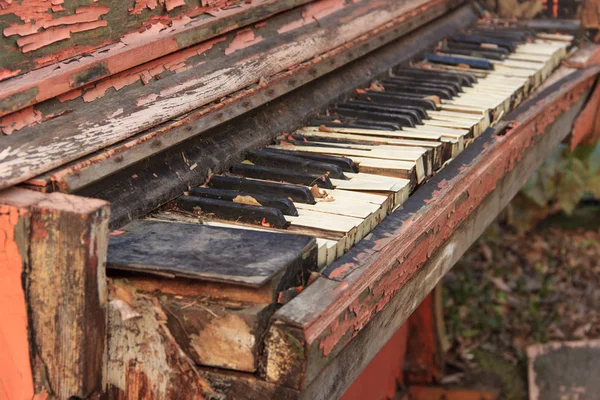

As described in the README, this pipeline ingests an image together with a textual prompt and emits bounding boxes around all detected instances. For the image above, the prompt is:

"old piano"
[1,0,600,398]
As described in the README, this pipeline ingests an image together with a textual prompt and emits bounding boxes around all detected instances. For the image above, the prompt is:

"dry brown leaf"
[369,82,385,92]
[311,184,326,198]
[233,195,262,206]
[319,125,334,132]
[424,95,441,105]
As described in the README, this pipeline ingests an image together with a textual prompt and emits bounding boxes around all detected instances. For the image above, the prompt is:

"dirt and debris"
[442,217,600,399]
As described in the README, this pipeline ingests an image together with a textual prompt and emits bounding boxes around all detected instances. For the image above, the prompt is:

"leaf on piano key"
[241,160,254,165]
[260,217,271,227]
[369,82,385,92]
[355,88,366,94]
[424,95,441,106]
[311,184,326,199]
[319,125,334,132]
[233,195,262,207]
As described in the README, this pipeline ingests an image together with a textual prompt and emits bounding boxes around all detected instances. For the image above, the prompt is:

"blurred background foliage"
[507,142,600,231]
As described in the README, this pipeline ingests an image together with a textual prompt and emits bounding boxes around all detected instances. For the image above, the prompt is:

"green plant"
[508,142,600,231]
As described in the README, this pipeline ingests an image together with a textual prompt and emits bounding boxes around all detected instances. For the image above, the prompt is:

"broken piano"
[1,0,600,399]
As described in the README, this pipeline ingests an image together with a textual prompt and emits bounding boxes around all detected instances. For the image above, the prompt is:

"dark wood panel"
[107,219,317,288]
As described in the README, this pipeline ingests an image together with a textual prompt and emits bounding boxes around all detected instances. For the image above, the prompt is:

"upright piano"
[1,0,599,398]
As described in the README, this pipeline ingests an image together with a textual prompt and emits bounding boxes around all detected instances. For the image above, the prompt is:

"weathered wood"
[107,279,211,399]
[0,188,110,399]
[0,0,314,117]
[0,0,464,192]
[261,56,598,396]
[108,279,300,399]
[162,295,272,372]
[107,220,317,288]
[73,2,474,230]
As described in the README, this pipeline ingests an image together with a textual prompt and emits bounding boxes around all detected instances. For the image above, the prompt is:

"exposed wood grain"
[107,279,211,399]
[162,295,272,372]
[108,279,300,399]
[263,59,597,395]
[0,0,459,191]
[0,0,313,117]
[0,188,110,399]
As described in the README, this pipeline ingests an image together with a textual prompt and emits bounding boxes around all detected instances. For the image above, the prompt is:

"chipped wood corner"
[0,187,110,399]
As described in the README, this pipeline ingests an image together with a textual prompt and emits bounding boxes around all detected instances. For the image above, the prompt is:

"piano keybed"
[126,25,573,270]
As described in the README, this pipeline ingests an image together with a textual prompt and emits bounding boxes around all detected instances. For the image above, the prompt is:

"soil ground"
[441,206,600,399]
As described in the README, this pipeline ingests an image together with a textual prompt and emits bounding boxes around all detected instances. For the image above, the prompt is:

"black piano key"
[245,149,346,179]
[443,40,510,56]
[310,119,397,131]
[439,46,505,61]
[310,115,400,130]
[177,196,289,228]
[278,138,366,153]
[231,163,335,189]
[467,28,530,42]
[384,76,461,96]
[449,34,516,52]
[358,91,438,110]
[290,134,369,146]
[336,102,423,124]
[263,148,359,173]
[346,99,428,119]
[424,53,493,70]
[208,175,316,204]
[382,82,454,100]
[188,187,298,216]
[329,107,416,127]
[394,67,477,86]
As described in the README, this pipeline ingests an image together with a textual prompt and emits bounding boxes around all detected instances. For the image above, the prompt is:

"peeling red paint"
[224,28,263,55]
[0,106,41,135]
[2,3,109,53]
[312,77,592,357]
[570,80,600,149]
[277,0,345,34]
[80,36,224,102]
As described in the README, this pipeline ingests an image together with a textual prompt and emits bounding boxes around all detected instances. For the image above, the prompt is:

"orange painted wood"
[0,199,34,400]
[405,288,443,384]
[571,79,600,150]
[0,188,110,399]
[407,386,498,400]
[340,324,409,400]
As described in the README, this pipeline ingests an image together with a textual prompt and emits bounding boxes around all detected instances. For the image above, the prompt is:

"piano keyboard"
[130,24,573,270]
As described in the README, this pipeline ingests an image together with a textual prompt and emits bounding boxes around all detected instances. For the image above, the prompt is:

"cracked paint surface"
[312,79,591,359]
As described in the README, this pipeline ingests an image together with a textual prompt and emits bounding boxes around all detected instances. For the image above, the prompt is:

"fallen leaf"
[311,184,326,198]
[424,95,441,105]
[241,160,254,165]
[261,217,271,227]
[233,195,262,206]
[319,125,334,132]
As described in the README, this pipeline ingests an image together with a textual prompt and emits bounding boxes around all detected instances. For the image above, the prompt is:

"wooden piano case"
[1,0,600,399]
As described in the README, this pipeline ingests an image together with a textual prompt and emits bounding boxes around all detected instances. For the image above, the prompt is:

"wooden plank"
[0,0,460,191]
[161,295,271,372]
[0,188,110,399]
[261,62,599,396]
[107,220,317,287]
[0,0,314,117]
